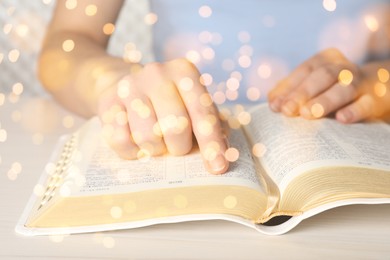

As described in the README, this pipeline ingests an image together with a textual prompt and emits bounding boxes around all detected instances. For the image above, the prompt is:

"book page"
[244,104,390,192]
[61,119,265,197]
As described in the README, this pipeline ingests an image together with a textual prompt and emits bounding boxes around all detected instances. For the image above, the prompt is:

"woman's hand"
[97,58,229,174]
[268,48,390,123]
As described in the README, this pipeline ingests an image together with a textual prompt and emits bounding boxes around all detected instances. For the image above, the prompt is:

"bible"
[16,104,390,236]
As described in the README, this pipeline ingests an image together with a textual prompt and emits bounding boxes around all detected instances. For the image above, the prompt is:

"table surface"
[1,96,390,260]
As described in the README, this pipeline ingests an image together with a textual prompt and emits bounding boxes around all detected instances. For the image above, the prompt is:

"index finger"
[166,59,229,174]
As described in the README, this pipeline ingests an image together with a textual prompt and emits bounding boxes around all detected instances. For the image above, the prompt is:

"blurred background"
[0,0,153,97]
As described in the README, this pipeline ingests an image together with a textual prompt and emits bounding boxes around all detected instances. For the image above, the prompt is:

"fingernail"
[282,100,298,116]
[337,110,352,123]
[270,97,283,112]
[208,154,228,174]
[300,106,311,118]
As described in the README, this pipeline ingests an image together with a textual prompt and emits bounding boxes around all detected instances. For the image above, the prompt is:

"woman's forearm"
[38,31,132,117]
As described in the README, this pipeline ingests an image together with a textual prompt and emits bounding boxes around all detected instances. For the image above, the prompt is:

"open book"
[16,104,390,236]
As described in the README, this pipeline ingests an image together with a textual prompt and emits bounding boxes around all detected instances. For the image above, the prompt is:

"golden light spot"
[102,23,115,35]
[8,49,20,63]
[137,149,151,162]
[200,73,213,86]
[374,83,387,97]
[257,64,272,79]
[238,55,251,68]
[65,0,77,10]
[197,120,213,136]
[117,79,130,99]
[12,162,22,174]
[311,103,325,118]
[124,49,142,63]
[199,5,212,18]
[3,24,12,35]
[224,147,239,162]
[246,87,261,101]
[204,145,219,161]
[364,15,379,32]
[200,93,213,107]
[237,111,251,125]
[201,47,215,60]
[176,116,189,134]
[144,12,158,25]
[115,110,128,126]
[125,42,136,51]
[227,117,241,129]
[32,133,44,145]
[33,184,45,196]
[225,90,238,101]
[223,195,237,209]
[102,236,115,249]
[179,77,194,91]
[186,50,200,64]
[62,39,75,52]
[238,31,251,43]
[7,162,22,181]
[85,4,97,16]
[252,143,267,157]
[0,93,5,106]
[12,83,23,95]
[159,115,177,133]
[213,91,226,105]
[16,24,29,37]
[377,68,389,83]
[42,0,52,5]
[7,168,18,181]
[174,195,188,209]
[124,200,137,213]
[323,0,337,12]
[62,115,74,128]
[238,55,252,69]
[131,99,151,119]
[110,206,123,219]
[226,77,240,91]
[152,122,163,137]
[0,129,7,142]
[159,115,189,135]
[338,69,353,86]
[49,235,65,243]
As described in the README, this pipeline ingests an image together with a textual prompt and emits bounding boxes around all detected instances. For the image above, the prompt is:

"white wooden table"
[1,96,390,259]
